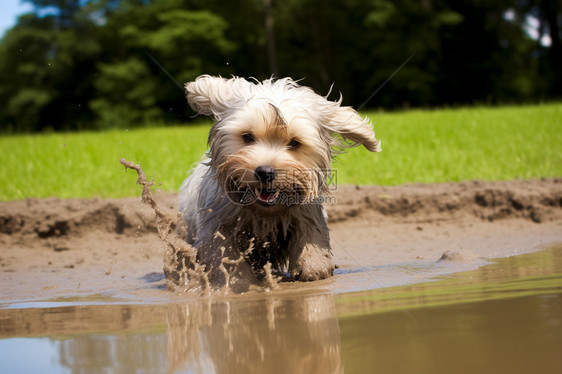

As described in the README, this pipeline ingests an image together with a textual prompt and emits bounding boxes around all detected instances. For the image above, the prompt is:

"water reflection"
[339,293,562,374]
[167,293,342,373]
[1,246,561,373]
[337,245,562,316]
[0,292,343,374]
[58,334,168,373]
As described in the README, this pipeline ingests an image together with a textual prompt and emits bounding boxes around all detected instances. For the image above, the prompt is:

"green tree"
[0,0,560,132]
[89,0,235,128]
[0,0,236,131]
[90,58,162,129]
[0,8,100,131]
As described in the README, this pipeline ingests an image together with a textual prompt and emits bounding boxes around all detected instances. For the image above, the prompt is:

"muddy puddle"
[1,245,561,373]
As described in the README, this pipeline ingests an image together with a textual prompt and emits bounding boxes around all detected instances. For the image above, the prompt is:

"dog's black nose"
[254,166,277,183]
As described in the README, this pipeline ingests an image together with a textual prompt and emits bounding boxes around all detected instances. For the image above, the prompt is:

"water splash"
[120,158,279,295]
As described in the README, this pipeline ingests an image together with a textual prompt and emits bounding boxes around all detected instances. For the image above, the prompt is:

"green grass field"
[1,104,561,201]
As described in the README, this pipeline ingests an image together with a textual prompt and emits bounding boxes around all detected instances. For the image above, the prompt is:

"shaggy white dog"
[178,75,380,289]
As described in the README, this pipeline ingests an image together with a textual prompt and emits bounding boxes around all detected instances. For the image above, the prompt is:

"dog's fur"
[178,75,380,288]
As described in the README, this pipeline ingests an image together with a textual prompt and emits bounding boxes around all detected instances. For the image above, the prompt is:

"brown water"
[1,246,561,374]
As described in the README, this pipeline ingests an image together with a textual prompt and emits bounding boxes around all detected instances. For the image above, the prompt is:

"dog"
[178,75,380,290]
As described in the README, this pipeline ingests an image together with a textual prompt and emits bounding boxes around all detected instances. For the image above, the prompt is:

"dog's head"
[185,75,381,212]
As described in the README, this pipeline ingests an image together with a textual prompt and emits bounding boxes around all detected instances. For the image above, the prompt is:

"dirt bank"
[1,179,561,303]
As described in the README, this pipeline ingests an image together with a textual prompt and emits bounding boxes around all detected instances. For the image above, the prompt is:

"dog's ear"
[327,106,381,152]
[185,75,253,119]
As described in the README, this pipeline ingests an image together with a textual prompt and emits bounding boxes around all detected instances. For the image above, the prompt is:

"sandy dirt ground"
[1,178,561,304]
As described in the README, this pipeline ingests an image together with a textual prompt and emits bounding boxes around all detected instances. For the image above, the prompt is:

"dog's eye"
[242,133,255,144]
[288,138,301,149]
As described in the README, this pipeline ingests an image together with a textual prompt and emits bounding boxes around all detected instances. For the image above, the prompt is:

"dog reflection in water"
[167,293,343,373]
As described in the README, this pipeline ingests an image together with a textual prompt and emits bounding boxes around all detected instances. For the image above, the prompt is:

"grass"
[0,126,210,200]
[1,103,561,201]
[337,103,562,185]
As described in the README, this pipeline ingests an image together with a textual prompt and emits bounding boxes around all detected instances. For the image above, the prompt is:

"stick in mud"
[119,158,210,293]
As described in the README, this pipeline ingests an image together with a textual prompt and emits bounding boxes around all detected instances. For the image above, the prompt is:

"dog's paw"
[291,247,334,281]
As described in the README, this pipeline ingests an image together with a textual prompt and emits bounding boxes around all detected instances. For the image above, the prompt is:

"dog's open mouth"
[226,178,308,207]
[255,188,280,206]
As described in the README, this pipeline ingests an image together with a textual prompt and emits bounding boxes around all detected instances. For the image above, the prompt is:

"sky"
[0,0,33,37]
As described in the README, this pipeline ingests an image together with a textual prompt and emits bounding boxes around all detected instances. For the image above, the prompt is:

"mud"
[0,178,561,301]
[328,178,562,224]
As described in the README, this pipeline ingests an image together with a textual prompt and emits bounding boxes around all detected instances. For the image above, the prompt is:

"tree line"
[0,0,560,132]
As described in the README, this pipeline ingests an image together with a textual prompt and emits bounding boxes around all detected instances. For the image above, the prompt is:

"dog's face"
[186,75,381,213]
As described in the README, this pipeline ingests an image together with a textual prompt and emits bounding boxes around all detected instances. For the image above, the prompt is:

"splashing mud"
[119,158,278,294]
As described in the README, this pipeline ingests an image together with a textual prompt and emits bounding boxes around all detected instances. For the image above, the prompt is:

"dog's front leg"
[288,225,334,281]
